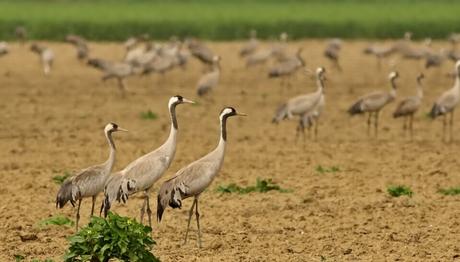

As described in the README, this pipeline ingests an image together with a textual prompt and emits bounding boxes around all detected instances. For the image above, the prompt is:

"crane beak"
[183,98,196,104]
[237,113,247,116]
[117,127,129,132]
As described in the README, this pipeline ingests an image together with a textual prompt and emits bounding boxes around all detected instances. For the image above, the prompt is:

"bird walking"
[102,96,195,230]
[56,123,127,231]
[348,71,399,137]
[65,34,89,61]
[30,43,55,75]
[157,107,246,248]
[272,67,326,141]
[429,60,460,142]
[393,73,424,139]
[87,58,138,94]
[268,48,305,88]
[196,56,221,96]
[324,38,342,71]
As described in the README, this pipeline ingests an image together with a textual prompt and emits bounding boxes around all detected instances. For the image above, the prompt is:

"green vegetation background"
[1,0,459,40]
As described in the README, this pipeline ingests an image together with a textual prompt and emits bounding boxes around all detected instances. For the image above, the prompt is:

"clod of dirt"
[344,248,352,255]
[20,233,38,242]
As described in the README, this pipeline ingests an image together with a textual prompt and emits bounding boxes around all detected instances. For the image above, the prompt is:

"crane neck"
[103,130,116,172]
[316,75,325,94]
[218,115,229,148]
[390,78,397,90]
[169,102,179,130]
[416,79,423,98]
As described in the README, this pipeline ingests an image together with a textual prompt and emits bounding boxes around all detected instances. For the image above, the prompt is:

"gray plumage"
[15,26,27,44]
[87,58,138,93]
[30,43,55,75]
[56,123,127,230]
[186,38,215,65]
[197,56,221,96]
[393,73,424,139]
[157,107,246,248]
[268,48,305,78]
[429,61,460,142]
[272,67,326,123]
[66,34,89,60]
[0,42,9,56]
[324,39,342,71]
[240,30,259,57]
[348,71,399,137]
[102,96,195,229]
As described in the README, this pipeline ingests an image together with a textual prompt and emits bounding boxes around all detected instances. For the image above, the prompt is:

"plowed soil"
[0,41,459,261]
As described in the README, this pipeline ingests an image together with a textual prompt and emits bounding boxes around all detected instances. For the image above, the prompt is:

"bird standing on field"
[87,58,138,94]
[65,34,89,61]
[268,48,305,88]
[0,42,9,57]
[196,56,221,96]
[272,67,326,140]
[56,123,127,231]
[102,96,195,230]
[30,43,55,75]
[393,73,424,139]
[429,60,460,142]
[324,39,342,71]
[348,71,399,137]
[240,30,259,57]
[157,107,246,248]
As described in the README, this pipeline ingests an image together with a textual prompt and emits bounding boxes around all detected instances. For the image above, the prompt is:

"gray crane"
[30,43,55,75]
[240,30,259,57]
[65,34,89,61]
[102,95,195,230]
[56,123,127,230]
[429,60,460,142]
[393,73,424,139]
[348,71,399,137]
[0,42,9,57]
[87,58,138,94]
[157,107,246,248]
[196,56,221,96]
[324,38,342,71]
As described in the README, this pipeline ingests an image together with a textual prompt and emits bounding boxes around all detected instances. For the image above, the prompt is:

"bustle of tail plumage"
[272,103,288,123]
[429,103,442,119]
[101,175,136,217]
[56,179,78,209]
[157,179,185,222]
[348,100,364,115]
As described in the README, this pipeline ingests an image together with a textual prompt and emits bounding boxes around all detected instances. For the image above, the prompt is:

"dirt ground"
[0,40,459,261]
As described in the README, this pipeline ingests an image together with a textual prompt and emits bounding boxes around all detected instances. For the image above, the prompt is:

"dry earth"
[0,40,459,261]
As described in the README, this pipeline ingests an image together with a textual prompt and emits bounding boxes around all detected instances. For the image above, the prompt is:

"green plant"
[64,212,159,262]
[315,165,340,174]
[14,254,25,262]
[438,187,460,196]
[217,178,291,194]
[32,259,54,262]
[38,215,74,228]
[53,171,71,185]
[140,110,158,120]
[387,185,413,197]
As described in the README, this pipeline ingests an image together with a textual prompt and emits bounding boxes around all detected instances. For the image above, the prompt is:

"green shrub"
[64,212,159,262]
[140,110,158,120]
[217,178,291,194]
[315,165,340,174]
[39,215,74,228]
[53,171,71,185]
[438,187,460,196]
[387,185,413,197]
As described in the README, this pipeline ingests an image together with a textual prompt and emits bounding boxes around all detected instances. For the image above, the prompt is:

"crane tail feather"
[56,179,77,209]
[272,103,288,123]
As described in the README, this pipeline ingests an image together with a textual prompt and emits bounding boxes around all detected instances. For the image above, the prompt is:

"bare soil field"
[0,41,459,261]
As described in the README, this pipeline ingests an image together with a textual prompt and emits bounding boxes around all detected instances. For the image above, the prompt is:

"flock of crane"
[3,26,460,247]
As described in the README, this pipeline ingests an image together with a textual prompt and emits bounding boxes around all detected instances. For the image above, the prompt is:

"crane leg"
[374,111,379,138]
[195,198,202,248]
[90,196,96,218]
[409,114,414,140]
[451,111,454,140]
[443,114,447,142]
[183,198,197,245]
[314,120,319,141]
[75,199,82,231]
[145,194,153,231]
[403,116,407,131]
[140,196,147,224]
[367,113,372,136]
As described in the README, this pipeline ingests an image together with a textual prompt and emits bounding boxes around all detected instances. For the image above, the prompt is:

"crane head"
[105,123,128,133]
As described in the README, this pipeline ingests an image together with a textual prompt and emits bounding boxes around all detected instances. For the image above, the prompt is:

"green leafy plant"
[315,165,340,174]
[53,171,71,185]
[32,259,54,262]
[387,185,413,197]
[140,110,158,120]
[64,212,159,262]
[438,187,460,196]
[217,178,291,194]
[38,215,74,228]
[14,254,25,262]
